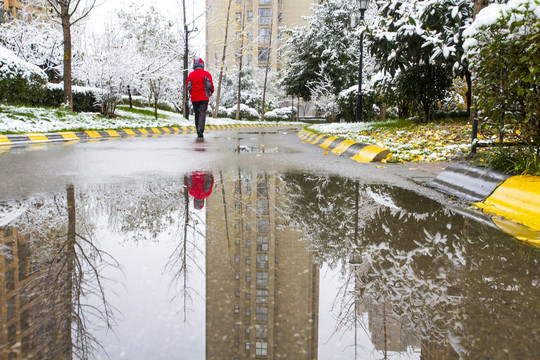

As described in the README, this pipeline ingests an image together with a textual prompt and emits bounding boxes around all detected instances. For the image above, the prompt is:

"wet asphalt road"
[0,126,447,203]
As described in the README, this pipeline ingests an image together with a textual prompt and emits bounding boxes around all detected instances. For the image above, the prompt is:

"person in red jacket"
[187,58,214,138]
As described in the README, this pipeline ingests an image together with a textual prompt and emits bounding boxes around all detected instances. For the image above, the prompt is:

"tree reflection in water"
[280,173,540,359]
[1,185,118,359]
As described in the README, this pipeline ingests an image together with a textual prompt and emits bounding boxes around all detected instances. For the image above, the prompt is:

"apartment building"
[205,171,319,359]
[205,0,317,74]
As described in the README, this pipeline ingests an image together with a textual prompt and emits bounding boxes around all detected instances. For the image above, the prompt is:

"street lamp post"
[356,0,369,122]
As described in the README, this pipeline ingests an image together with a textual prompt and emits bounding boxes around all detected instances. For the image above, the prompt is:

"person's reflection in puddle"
[185,171,214,209]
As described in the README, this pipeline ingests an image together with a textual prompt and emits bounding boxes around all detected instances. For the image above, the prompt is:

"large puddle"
[1,170,539,359]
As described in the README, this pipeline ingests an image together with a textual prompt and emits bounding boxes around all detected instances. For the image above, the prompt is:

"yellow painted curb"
[491,217,540,248]
[319,136,339,150]
[105,130,121,137]
[475,175,540,231]
[310,135,325,144]
[138,128,149,135]
[0,134,12,146]
[86,130,102,138]
[59,132,79,141]
[351,145,391,163]
[332,140,357,156]
[123,129,136,136]
[25,133,49,142]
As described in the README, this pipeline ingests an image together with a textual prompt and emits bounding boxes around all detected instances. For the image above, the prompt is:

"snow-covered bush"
[0,45,47,104]
[232,104,259,121]
[464,0,540,153]
[264,107,294,122]
[43,83,103,113]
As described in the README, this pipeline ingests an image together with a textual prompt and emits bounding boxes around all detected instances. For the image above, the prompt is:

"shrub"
[263,107,294,122]
[42,84,102,112]
[119,95,176,112]
[465,0,540,157]
[394,64,453,123]
[336,86,379,122]
[0,45,47,104]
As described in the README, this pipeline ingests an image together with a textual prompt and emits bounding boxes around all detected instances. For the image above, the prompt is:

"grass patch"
[117,105,169,119]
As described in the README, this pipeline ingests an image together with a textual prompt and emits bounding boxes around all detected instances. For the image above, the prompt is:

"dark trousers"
[192,100,209,135]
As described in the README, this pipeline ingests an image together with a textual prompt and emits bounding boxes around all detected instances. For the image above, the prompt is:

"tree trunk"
[379,102,387,121]
[61,5,73,112]
[213,0,233,118]
[182,0,189,119]
[260,20,274,122]
[128,85,133,108]
[465,70,472,116]
[63,184,75,358]
[236,5,246,121]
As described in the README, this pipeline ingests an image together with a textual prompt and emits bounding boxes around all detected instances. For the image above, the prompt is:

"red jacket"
[186,172,214,200]
[187,58,214,102]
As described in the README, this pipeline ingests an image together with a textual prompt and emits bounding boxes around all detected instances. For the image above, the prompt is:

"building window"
[278,12,282,22]
[256,307,268,321]
[256,254,269,269]
[257,218,269,233]
[257,199,269,215]
[246,239,251,248]
[256,289,268,303]
[246,292,251,300]
[235,305,240,314]
[246,273,251,283]
[246,342,251,350]
[245,308,251,316]
[256,236,269,251]
[257,180,268,196]
[256,324,268,339]
[256,272,268,286]
[258,27,270,44]
[246,326,251,334]
[258,8,271,25]
[259,0,272,4]
[235,254,240,263]
[256,342,268,355]
[235,289,240,297]
[246,256,251,265]
[236,12,242,21]
[235,322,241,330]
[247,10,253,21]
[235,272,240,280]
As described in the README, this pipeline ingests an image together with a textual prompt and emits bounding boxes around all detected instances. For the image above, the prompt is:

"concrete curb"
[427,162,511,202]
[0,124,282,148]
[429,162,540,246]
[298,128,391,163]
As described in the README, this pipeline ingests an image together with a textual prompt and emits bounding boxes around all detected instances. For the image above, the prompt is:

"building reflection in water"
[205,171,319,359]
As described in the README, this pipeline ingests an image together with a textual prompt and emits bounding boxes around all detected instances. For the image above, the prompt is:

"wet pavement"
[1,127,539,359]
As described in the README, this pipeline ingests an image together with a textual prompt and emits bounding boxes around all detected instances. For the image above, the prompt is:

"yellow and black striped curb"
[298,128,391,163]
[429,162,540,246]
[0,124,283,148]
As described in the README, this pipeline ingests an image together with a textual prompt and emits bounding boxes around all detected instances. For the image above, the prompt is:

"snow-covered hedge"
[0,45,47,104]
[263,107,294,121]
[42,83,103,113]
[217,104,259,120]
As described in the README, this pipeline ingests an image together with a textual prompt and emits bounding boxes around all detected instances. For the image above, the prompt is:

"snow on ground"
[0,104,301,134]
[311,121,472,163]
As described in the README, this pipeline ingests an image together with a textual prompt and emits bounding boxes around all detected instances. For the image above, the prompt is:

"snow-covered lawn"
[0,104,301,133]
[311,121,475,163]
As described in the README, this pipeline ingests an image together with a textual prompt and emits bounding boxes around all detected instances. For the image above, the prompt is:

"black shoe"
[197,133,204,138]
